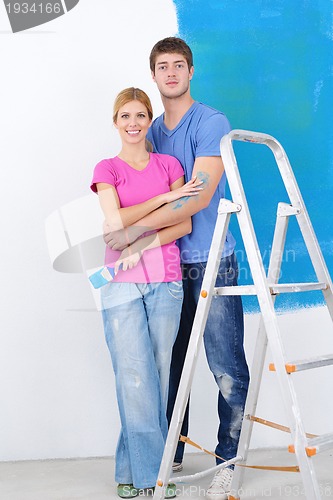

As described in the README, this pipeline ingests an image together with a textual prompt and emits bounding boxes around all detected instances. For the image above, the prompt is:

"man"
[106,37,249,500]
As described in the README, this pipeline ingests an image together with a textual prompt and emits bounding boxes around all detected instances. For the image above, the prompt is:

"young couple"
[91,37,249,500]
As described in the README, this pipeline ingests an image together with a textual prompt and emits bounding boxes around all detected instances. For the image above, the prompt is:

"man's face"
[152,53,194,99]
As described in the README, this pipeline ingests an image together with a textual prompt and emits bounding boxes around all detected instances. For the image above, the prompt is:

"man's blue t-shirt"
[147,101,236,264]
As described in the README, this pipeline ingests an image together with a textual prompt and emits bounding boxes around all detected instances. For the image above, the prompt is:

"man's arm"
[143,155,224,225]
[98,177,202,232]
[105,156,224,250]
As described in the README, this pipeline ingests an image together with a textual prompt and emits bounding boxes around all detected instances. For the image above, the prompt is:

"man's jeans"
[167,253,249,464]
[101,281,183,488]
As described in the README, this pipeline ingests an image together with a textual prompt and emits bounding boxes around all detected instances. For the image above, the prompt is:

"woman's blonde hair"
[113,87,153,124]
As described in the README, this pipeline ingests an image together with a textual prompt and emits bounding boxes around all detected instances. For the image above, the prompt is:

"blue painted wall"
[174,0,333,311]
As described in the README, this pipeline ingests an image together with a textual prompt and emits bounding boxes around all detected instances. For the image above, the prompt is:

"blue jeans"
[167,253,249,464]
[101,281,183,488]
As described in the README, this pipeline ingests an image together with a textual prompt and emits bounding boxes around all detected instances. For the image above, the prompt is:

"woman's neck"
[118,144,150,170]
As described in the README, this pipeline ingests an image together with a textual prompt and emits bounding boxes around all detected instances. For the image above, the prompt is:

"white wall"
[1,0,333,462]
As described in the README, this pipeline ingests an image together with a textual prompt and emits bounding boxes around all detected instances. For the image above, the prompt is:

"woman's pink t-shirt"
[91,153,184,283]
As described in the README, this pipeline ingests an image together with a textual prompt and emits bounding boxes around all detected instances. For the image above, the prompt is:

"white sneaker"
[206,468,233,500]
[172,461,183,473]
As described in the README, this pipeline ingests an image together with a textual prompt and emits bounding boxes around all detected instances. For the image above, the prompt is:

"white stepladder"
[153,129,333,500]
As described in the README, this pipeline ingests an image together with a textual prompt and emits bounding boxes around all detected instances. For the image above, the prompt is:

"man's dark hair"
[149,37,194,73]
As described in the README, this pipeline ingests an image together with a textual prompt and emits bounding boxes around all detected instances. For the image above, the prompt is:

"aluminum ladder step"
[213,281,327,296]
[288,432,333,456]
[269,354,333,373]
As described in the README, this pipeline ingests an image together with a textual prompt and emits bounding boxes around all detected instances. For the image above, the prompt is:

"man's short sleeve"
[90,159,117,193]
[195,112,231,158]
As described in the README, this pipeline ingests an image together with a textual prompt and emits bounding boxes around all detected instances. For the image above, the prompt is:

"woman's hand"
[103,222,144,250]
[163,176,203,204]
[114,244,142,273]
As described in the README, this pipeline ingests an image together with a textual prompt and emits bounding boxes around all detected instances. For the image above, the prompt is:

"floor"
[0,449,332,499]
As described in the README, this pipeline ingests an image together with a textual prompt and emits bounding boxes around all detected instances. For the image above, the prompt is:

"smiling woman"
[88,87,203,497]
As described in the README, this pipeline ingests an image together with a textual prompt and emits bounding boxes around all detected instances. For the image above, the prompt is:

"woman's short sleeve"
[90,159,117,193]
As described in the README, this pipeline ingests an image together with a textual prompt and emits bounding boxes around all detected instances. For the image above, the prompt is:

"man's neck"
[162,93,195,130]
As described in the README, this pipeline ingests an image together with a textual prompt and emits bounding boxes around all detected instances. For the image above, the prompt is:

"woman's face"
[115,100,152,146]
